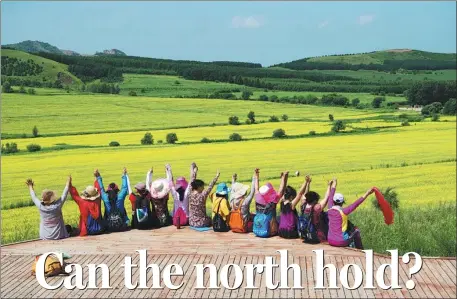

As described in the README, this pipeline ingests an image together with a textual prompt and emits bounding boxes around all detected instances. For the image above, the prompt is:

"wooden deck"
[1,226,455,298]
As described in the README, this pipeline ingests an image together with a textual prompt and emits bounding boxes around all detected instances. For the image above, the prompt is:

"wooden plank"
[193,254,213,299]
[241,255,254,299]
[180,254,205,299]
[251,255,261,299]
[422,259,453,298]
[159,254,186,299]
[173,254,197,299]
[436,259,457,285]
[0,255,31,295]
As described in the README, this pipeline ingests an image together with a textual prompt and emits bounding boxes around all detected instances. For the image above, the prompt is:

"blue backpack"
[298,205,320,244]
[253,211,272,238]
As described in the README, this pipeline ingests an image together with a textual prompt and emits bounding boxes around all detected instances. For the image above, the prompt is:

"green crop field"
[120,74,255,97]
[2,92,400,138]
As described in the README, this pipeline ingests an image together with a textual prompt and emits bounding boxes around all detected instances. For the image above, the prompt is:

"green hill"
[308,49,456,64]
[274,49,457,71]
[3,40,64,54]
[1,49,82,86]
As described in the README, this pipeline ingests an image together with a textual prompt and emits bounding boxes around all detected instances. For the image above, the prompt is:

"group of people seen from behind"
[27,162,375,249]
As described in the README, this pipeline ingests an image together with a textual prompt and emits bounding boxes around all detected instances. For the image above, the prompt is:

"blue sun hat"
[215,183,230,195]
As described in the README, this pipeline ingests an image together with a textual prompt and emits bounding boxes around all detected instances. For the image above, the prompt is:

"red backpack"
[173,207,188,227]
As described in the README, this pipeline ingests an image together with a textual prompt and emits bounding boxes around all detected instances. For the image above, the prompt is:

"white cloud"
[358,14,375,25]
[318,20,329,29]
[231,16,264,29]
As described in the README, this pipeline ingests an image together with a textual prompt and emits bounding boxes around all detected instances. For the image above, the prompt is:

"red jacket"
[69,186,102,236]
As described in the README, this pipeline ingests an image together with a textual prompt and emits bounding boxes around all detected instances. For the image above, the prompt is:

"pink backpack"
[173,207,188,227]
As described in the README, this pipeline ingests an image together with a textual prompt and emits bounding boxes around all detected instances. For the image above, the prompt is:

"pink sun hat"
[175,177,189,190]
[256,182,279,205]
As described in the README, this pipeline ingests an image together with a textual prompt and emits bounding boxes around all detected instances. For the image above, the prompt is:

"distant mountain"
[61,49,81,56]
[95,49,127,56]
[3,40,63,54]
[1,40,130,57]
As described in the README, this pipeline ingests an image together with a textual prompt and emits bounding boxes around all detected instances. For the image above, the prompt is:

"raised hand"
[305,174,311,183]
[123,167,128,175]
[232,173,237,182]
[25,178,34,188]
[216,169,220,178]
[94,169,100,177]
[67,175,72,186]
[165,164,171,171]
[364,188,374,198]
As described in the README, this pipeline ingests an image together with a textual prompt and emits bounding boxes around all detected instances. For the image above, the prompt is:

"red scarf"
[373,187,394,225]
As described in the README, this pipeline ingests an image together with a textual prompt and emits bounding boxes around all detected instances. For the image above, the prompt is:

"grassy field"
[2,120,455,208]
[5,121,341,149]
[2,92,401,137]
[1,90,455,256]
[1,49,82,85]
[119,74,410,105]
[120,74,254,97]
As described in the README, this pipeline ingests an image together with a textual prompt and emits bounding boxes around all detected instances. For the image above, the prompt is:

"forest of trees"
[406,81,457,105]
[1,56,43,76]
[274,59,457,71]
[5,51,452,95]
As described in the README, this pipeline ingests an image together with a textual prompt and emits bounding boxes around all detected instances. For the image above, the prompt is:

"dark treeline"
[33,52,455,95]
[68,63,123,83]
[406,81,457,105]
[36,52,356,82]
[1,56,43,76]
[1,75,63,88]
[274,59,456,71]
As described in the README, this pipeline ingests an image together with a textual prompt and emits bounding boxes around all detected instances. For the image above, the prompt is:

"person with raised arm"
[299,177,333,243]
[228,170,256,233]
[327,181,374,249]
[166,163,192,227]
[278,174,312,239]
[147,166,172,227]
[126,168,159,230]
[253,169,288,237]
[188,163,220,228]
[95,167,129,231]
[26,175,72,240]
[69,171,105,236]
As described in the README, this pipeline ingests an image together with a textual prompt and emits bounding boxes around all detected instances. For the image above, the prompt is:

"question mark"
[402,252,422,290]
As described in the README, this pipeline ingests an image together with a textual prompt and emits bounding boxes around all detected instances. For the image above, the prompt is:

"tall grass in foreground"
[2,203,455,257]
[351,202,456,257]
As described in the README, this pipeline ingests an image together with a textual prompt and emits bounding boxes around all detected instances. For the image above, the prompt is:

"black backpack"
[105,192,125,232]
[213,199,230,232]
[298,204,320,244]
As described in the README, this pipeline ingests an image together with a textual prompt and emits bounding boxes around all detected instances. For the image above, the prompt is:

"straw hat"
[41,190,58,205]
[231,182,249,199]
[150,178,170,198]
[80,185,100,201]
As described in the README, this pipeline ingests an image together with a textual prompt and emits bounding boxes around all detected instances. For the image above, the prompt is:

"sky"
[1,1,456,66]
